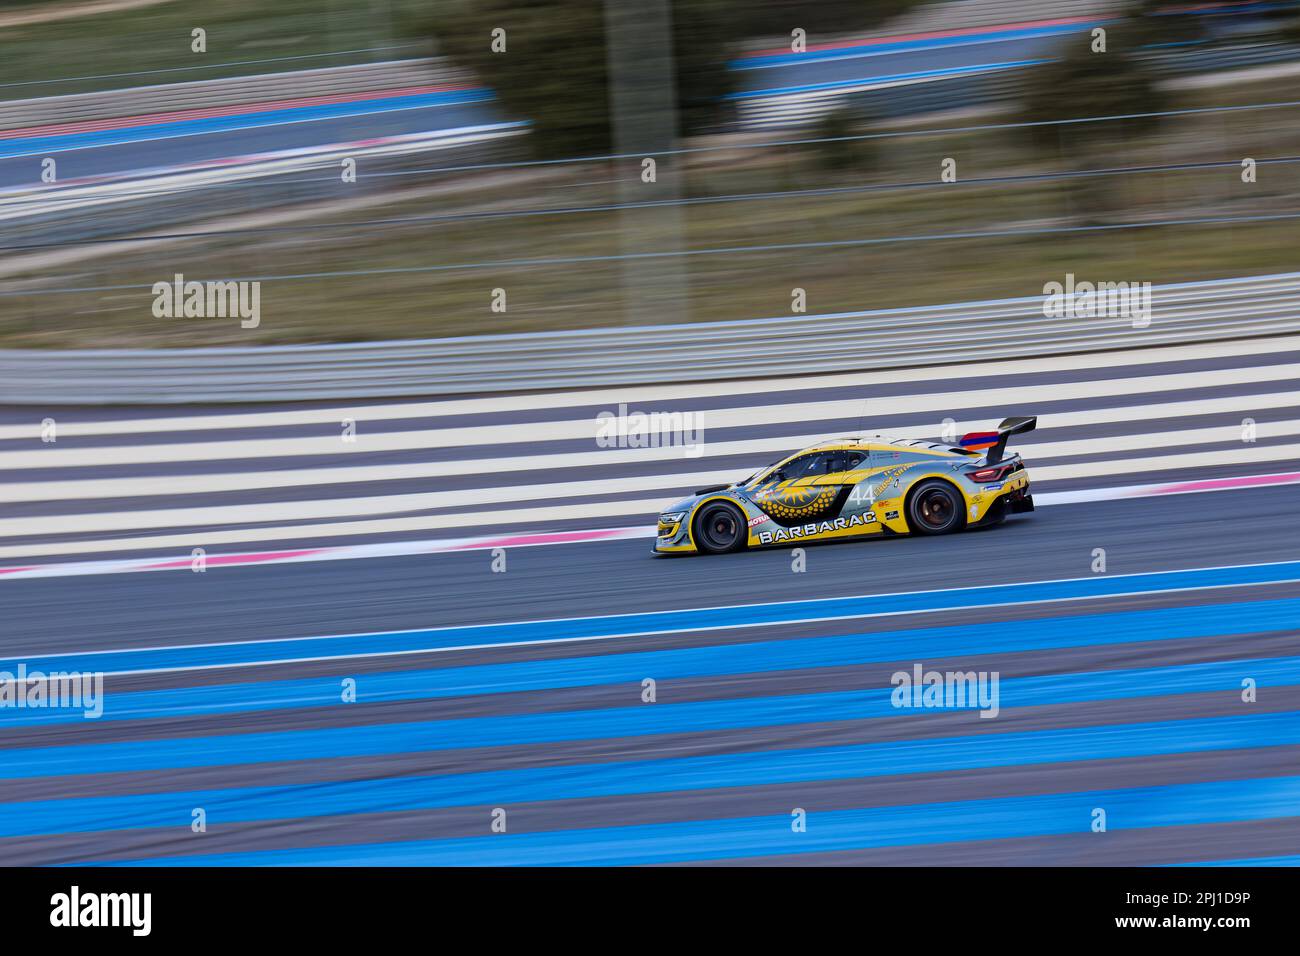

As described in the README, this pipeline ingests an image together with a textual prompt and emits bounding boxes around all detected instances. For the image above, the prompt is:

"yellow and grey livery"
[653,416,1036,556]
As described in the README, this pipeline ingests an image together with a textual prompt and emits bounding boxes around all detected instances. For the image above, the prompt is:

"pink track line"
[0,526,651,580]
[1140,471,1300,496]
[139,548,331,570]
[445,528,639,550]
[2,471,1297,581]
[0,83,474,141]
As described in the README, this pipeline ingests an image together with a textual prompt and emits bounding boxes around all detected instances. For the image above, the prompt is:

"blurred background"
[2,0,1299,350]
[3,1,1300,872]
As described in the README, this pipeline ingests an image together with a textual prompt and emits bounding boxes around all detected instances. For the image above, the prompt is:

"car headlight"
[659,512,686,523]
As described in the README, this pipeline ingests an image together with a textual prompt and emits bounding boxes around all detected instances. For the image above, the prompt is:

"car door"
[844,446,911,520]
[810,451,865,486]
[821,451,878,520]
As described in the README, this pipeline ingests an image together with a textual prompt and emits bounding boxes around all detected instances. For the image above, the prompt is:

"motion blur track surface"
[0,88,499,187]
[1,335,1299,865]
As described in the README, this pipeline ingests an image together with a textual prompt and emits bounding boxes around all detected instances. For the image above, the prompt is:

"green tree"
[431,0,611,158]
[739,0,922,38]
[806,107,880,173]
[1126,1,1206,46]
[1019,24,1168,152]
[425,0,921,159]
[1016,18,1170,220]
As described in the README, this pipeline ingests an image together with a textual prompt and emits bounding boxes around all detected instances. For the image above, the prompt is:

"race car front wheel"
[693,501,747,554]
[906,480,965,536]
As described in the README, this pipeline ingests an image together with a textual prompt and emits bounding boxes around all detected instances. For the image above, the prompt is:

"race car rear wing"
[959,416,1037,463]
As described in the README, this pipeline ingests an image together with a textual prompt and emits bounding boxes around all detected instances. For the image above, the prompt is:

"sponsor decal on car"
[757,511,875,544]
[885,510,900,520]
[755,484,840,521]
[747,514,769,528]
[869,465,909,499]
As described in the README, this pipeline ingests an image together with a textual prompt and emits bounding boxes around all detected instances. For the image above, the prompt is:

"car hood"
[660,484,742,514]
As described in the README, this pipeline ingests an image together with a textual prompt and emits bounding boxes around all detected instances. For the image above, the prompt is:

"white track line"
[6,361,1300,469]
[3,470,1297,579]
[5,447,1300,559]
[3,329,1299,441]
[6,553,1300,670]
[7,424,1300,539]
[4,404,1299,503]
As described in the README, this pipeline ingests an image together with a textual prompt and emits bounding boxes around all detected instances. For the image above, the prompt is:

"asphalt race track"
[0,100,501,188]
[5,483,1300,646]
[1,334,1299,864]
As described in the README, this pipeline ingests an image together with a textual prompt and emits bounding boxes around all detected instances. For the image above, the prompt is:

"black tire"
[693,501,747,554]
[906,479,966,536]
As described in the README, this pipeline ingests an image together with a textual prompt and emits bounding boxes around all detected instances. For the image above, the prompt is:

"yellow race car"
[653,417,1036,555]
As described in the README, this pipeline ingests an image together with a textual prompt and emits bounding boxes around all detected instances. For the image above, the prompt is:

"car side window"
[827,452,864,473]
[763,450,864,483]
[765,453,817,482]
[790,453,833,478]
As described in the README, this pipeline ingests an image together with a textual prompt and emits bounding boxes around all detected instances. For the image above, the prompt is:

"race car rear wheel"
[693,501,746,554]
[906,480,965,536]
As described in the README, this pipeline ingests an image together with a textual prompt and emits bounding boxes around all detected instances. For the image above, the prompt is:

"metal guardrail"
[2,272,1299,404]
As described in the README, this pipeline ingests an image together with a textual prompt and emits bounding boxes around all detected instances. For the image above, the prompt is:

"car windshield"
[746,455,804,486]
[738,462,778,486]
